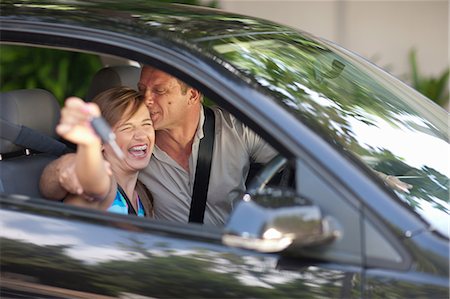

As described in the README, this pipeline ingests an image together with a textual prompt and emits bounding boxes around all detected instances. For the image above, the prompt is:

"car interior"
[85,64,141,101]
[0,62,145,196]
[0,58,292,206]
[0,88,64,197]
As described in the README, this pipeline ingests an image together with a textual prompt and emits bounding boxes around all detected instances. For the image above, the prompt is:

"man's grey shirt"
[139,106,277,226]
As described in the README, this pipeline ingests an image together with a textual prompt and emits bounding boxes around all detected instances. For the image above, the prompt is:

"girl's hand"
[56,97,101,145]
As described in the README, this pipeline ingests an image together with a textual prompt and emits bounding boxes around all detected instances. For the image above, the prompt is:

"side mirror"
[223,189,339,253]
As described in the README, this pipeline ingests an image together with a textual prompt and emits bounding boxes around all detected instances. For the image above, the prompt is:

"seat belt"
[117,184,138,215]
[0,117,70,156]
[188,107,215,224]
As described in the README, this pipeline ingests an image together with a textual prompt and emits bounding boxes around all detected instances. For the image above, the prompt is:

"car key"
[91,117,124,159]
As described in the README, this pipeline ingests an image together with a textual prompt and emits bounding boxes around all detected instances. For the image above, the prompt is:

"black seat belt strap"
[189,107,215,224]
[117,184,138,215]
[0,117,70,156]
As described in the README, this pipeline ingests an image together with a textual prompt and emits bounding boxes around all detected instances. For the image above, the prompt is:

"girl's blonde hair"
[92,86,145,127]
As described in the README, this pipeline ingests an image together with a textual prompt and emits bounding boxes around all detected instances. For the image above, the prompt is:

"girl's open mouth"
[128,144,148,158]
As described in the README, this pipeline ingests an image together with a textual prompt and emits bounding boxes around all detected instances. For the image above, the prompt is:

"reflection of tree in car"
[220,35,448,214]
[375,151,449,213]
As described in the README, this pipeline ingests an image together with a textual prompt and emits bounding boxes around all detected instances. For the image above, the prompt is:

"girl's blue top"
[108,189,145,216]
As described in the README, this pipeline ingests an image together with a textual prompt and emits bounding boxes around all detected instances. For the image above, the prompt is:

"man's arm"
[39,153,78,200]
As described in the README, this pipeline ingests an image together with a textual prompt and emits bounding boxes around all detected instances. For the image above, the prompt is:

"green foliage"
[0,45,102,105]
[408,49,449,108]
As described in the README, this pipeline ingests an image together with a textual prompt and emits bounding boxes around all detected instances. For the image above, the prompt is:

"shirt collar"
[196,105,205,140]
[152,106,205,161]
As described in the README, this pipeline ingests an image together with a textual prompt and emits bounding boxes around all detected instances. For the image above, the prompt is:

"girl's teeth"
[130,145,147,151]
[128,145,148,157]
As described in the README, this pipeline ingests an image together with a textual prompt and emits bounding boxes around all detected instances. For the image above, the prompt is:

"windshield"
[202,32,449,236]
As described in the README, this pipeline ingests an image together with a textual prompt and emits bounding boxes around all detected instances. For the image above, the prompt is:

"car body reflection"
[1,205,362,298]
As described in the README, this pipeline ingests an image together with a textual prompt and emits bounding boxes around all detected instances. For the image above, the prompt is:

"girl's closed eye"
[142,121,153,127]
[118,125,133,132]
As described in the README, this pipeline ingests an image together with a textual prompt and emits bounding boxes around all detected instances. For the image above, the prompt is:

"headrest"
[0,89,60,154]
[86,65,141,101]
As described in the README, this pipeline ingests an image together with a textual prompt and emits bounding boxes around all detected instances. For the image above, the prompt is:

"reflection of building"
[219,0,448,86]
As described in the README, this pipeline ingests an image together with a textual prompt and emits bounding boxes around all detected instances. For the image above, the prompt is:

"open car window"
[0,44,295,227]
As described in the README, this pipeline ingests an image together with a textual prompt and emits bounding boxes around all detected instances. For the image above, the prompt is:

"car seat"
[0,89,63,198]
[86,65,141,101]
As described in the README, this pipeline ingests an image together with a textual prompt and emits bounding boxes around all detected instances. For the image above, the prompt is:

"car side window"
[296,158,363,263]
[294,158,407,268]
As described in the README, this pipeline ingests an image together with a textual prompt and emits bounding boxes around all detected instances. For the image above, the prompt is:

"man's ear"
[188,88,201,105]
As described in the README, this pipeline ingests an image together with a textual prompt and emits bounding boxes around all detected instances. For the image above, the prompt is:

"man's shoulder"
[209,105,242,128]
[208,105,260,142]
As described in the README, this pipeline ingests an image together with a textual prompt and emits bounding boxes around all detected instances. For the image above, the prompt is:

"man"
[40,65,277,226]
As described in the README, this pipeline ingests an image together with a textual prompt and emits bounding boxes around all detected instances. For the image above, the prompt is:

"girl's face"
[105,103,154,172]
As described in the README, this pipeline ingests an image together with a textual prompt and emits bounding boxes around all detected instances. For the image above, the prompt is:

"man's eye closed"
[154,88,166,94]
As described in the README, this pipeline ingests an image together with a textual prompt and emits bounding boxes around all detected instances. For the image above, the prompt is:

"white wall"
[218,0,449,85]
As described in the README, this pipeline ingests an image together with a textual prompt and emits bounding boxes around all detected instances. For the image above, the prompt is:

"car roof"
[0,0,313,106]
[0,0,305,47]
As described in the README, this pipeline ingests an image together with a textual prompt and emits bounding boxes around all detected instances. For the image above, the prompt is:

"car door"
[1,190,365,299]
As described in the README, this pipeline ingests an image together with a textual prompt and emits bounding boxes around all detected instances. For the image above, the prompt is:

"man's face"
[138,66,190,131]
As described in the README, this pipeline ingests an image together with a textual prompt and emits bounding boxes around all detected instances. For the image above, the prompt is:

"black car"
[0,1,448,298]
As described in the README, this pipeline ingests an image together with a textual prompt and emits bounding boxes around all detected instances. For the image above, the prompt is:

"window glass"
[204,33,449,237]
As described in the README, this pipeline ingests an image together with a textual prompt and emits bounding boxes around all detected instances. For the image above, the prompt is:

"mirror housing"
[223,189,339,253]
